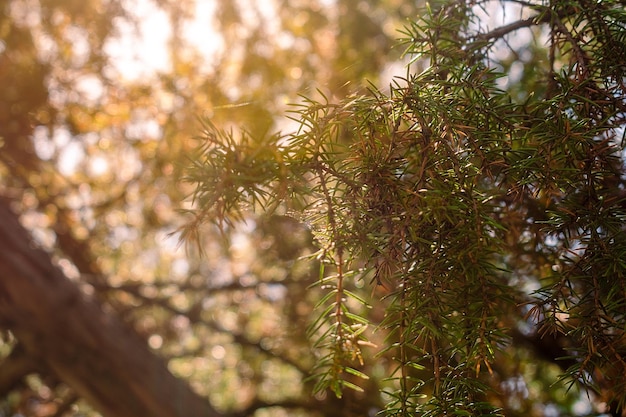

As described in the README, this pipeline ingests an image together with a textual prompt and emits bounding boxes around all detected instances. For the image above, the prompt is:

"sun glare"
[105,0,174,79]
[105,0,224,80]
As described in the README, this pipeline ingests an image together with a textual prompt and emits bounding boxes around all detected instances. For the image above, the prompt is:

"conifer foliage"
[186,0,626,415]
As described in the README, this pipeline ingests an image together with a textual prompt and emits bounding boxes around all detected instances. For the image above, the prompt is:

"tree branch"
[0,344,39,395]
[472,4,580,44]
[474,16,538,43]
[0,201,221,417]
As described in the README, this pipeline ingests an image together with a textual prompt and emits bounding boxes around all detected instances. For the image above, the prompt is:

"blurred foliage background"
[0,1,417,415]
[0,0,624,416]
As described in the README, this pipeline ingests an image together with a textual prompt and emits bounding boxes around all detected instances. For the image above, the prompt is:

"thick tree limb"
[0,344,39,394]
[0,201,221,417]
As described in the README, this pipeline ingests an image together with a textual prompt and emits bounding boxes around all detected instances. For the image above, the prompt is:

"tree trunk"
[0,201,221,417]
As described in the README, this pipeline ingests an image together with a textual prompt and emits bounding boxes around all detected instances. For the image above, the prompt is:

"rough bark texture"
[0,201,221,417]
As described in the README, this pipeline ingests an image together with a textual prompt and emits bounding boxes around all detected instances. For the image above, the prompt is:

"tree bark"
[0,201,221,417]
[0,343,39,394]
